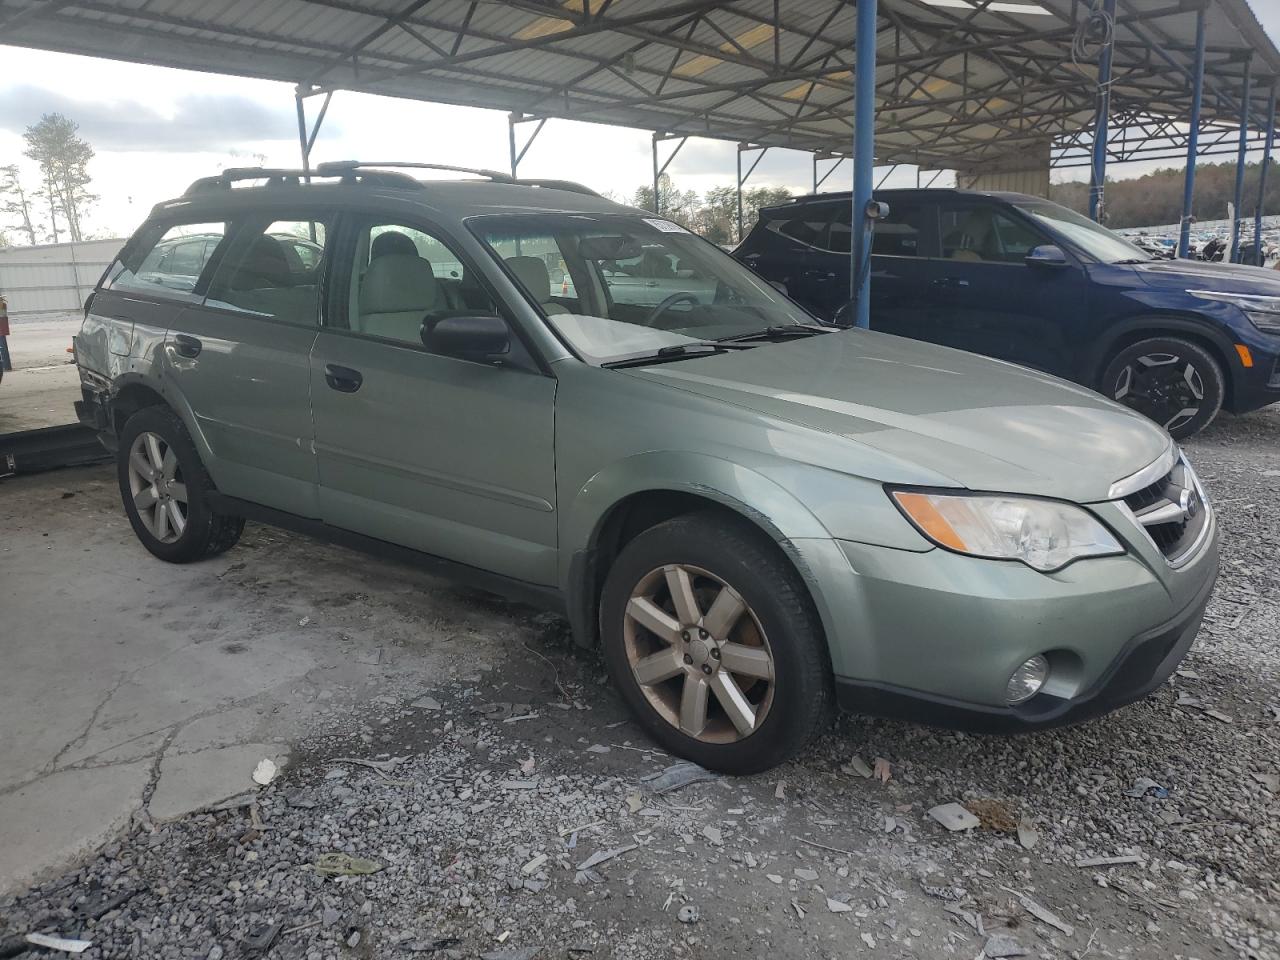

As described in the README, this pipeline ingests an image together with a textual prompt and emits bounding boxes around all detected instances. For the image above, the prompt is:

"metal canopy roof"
[0,0,1277,170]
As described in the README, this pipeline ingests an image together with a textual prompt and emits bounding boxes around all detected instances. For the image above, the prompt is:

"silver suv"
[74,162,1219,773]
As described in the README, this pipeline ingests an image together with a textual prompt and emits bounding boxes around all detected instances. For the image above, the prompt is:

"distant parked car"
[736,188,1280,439]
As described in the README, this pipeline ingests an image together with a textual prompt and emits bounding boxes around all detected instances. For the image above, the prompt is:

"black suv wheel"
[1100,336,1224,440]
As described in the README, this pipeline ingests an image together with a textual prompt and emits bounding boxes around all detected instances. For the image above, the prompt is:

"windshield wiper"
[1112,257,1153,265]
[603,342,738,369]
[718,324,833,344]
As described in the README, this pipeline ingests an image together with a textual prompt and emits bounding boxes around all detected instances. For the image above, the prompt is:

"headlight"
[1189,290,1280,335]
[890,490,1123,572]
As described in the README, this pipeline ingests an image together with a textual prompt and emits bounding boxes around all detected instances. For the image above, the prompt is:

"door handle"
[173,334,202,358]
[324,363,363,393]
[930,277,970,289]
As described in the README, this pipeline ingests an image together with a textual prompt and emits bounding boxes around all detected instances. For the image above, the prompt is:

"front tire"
[117,406,244,563]
[600,511,834,774]
[1100,336,1224,440]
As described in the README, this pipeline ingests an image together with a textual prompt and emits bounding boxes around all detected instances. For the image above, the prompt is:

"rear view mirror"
[1025,244,1069,268]
[578,235,643,261]
[422,313,510,363]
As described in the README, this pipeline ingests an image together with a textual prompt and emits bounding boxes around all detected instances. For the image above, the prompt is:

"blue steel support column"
[1089,0,1117,222]
[851,0,878,329]
[1177,8,1207,259]
[1256,85,1277,265]
[1231,56,1252,262]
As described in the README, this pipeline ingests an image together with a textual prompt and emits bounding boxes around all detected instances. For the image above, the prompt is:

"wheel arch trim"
[560,452,838,653]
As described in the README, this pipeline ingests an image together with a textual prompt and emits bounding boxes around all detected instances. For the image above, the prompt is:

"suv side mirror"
[422,313,510,363]
[1025,244,1069,268]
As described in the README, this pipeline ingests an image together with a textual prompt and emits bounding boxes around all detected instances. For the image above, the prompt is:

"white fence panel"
[0,239,126,318]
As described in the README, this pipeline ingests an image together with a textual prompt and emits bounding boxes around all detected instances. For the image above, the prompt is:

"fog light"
[1005,655,1049,704]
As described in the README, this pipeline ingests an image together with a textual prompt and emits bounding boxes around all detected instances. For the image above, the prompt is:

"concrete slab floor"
[0,314,83,432]
[0,462,543,895]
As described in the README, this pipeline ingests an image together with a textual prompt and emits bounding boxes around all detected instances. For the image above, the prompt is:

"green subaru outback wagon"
[75,162,1219,774]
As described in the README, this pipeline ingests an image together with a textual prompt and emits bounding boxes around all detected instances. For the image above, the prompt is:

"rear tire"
[599,511,834,774]
[117,406,244,563]
[1100,336,1224,440]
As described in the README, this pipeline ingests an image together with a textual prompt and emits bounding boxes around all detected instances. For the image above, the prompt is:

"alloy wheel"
[126,431,188,544]
[1112,352,1204,433]
[622,563,775,744]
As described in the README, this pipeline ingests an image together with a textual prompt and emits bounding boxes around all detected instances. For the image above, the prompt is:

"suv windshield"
[1012,199,1151,264]
[470,213,819,364]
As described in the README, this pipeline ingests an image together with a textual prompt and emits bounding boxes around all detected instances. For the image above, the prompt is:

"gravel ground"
[2,407,1278,960]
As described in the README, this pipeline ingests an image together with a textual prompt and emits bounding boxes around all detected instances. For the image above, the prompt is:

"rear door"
[845,195,938,337]
[160,214,328,515]
[740,201,849,320]
[308,214,558,586]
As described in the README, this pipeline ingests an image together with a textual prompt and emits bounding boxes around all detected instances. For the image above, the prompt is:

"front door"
[309,216,558,586]
[918,199,1084,375]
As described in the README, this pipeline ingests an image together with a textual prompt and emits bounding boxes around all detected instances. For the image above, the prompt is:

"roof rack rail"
[314,162,600,196]
[514,178,601,197]
[314,160,515,182]
[182,165,423,197]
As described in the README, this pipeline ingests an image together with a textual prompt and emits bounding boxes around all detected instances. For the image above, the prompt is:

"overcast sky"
[1,1,1278,242]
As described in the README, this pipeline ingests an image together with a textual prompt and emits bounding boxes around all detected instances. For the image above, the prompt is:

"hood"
[1131,258,1280,295]
[626,331,1171,503]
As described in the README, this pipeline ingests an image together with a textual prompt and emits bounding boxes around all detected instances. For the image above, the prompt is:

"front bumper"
[798,504,1218,733]
[833,564,1213,732]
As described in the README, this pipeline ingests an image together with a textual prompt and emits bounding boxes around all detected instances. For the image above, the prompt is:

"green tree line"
[627,173,792,245]
[1049,159,1280,229]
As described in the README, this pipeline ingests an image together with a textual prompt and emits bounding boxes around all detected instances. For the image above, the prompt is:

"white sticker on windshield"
[643,218,690,233]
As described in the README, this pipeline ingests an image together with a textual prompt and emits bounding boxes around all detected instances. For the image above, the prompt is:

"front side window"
[107,221,227,297]
[938,204,1045,264]
[205,219,329,326]
[472,214,818,364]
[343,220,496,346]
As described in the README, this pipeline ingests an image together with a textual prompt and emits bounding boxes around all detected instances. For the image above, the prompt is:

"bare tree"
[24,113,97,243]
[0,164,39,246]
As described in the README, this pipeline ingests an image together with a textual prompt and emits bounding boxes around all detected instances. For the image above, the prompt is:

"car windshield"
[470,213,819,364]
[1013,199,1152,264]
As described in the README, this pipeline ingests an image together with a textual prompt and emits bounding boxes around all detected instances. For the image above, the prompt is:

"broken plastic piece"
[640,761,720,794]
[25,933,92,954]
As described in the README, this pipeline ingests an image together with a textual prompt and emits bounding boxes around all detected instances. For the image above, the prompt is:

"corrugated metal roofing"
[0,0,1276,169]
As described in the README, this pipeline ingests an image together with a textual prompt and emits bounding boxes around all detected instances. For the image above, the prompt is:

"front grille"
[1122,459,1208,562]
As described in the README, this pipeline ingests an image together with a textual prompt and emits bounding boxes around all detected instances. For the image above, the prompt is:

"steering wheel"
[645,292,701,328]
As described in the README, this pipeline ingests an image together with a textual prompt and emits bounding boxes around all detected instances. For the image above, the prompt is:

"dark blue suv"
[735,188,1280,438]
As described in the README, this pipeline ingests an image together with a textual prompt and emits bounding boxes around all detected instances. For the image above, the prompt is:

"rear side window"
[766,202,841,251]
[105,222,227,297]
[205,219,329,327]
[869,197,934,258]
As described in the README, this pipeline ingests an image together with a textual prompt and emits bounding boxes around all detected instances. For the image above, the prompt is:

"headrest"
[359,254,439,314]
[231,236,291,290]
[506,255,551,302]
[372,231,418,259]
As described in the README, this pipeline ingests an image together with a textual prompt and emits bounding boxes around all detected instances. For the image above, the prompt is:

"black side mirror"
[422,313,510,363]
[1025,244,1069,268]
[832,302,855,328]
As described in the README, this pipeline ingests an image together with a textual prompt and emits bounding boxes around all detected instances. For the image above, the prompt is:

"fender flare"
[1084,313,1237,389]
[559,450,834,650]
